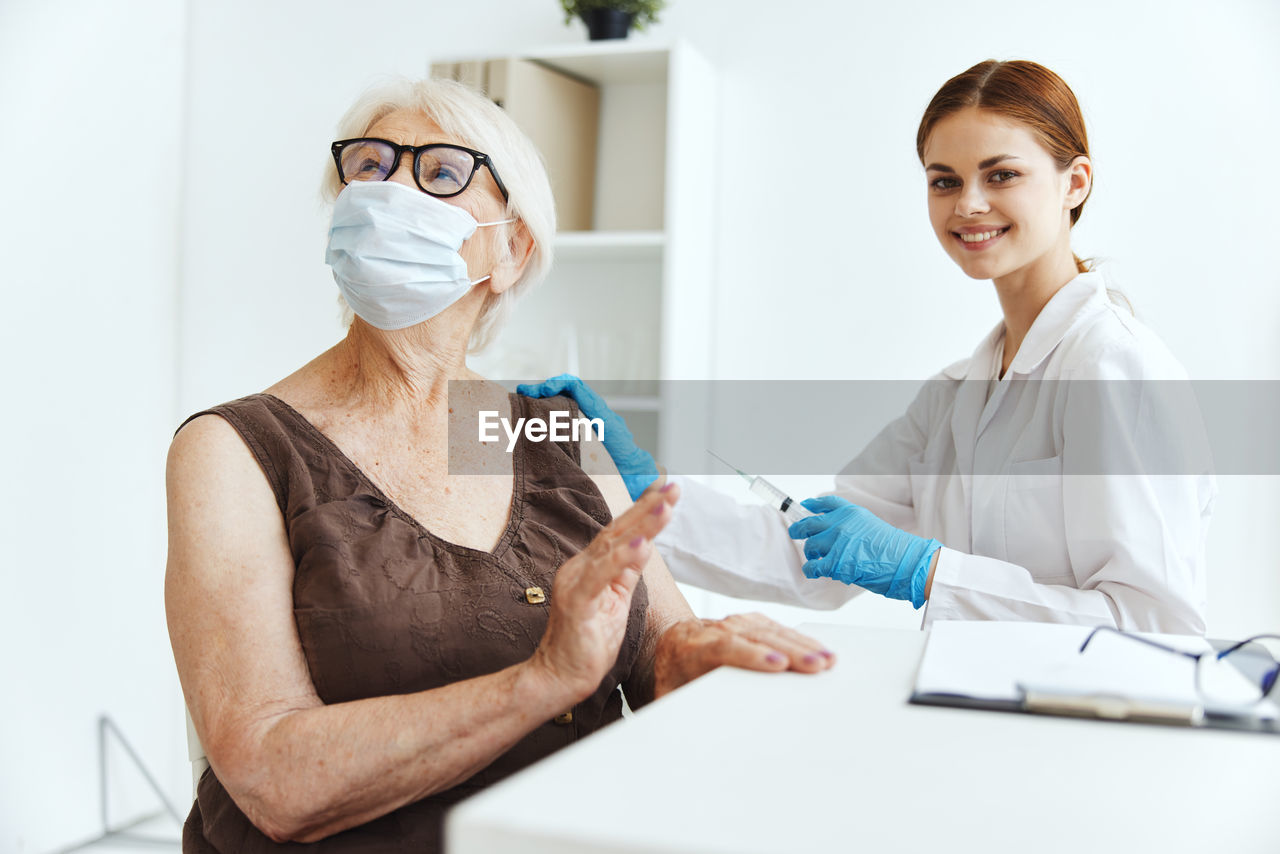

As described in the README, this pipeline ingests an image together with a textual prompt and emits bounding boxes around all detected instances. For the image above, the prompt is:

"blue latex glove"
[516,374,658,501]
[788,495,941,609]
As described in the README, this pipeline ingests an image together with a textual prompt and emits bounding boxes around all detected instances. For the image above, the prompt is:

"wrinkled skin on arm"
[166,415,681,843]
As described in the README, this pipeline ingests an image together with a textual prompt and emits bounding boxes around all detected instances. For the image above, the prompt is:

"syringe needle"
[707,450,812,523]
[707,449,752,483]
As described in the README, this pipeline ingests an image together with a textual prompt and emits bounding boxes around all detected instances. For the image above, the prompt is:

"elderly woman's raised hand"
[529,480,679,702]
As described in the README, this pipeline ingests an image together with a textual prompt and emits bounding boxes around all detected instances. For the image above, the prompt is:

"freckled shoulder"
[578,423,632,518]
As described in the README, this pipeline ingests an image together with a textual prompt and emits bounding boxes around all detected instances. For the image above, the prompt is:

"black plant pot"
[581,7,634,40]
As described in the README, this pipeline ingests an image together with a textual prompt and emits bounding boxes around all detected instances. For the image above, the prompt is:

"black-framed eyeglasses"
[1081,626,1280,707]
[331,137,509,203]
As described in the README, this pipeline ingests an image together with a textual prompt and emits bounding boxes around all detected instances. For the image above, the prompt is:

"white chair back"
[185,706,210,795]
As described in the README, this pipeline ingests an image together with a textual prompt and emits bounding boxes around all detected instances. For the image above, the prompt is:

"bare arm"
[581,441,834,710]
[165,415,674,843]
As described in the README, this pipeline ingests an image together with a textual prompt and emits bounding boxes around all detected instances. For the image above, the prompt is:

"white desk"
[447,625,1277,854]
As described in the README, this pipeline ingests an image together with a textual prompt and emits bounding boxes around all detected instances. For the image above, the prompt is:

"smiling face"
[923,107,1090,286]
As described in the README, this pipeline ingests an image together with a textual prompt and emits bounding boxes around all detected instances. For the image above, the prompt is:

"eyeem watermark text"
[478,410,605,452]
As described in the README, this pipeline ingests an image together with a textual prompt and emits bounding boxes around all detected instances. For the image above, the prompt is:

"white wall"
[4,1,1277,848]
[698,1,1280,382]
[0,1,187,851]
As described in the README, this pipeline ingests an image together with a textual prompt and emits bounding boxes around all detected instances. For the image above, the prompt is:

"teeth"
[960,229,1004,243]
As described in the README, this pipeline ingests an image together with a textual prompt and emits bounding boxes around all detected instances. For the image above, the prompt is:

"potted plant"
[560,0,665,40]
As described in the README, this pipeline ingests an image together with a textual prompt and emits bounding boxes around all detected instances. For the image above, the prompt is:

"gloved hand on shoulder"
[517,374,658,501]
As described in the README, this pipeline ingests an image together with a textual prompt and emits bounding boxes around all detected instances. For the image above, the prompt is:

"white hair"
[322,76,556,351]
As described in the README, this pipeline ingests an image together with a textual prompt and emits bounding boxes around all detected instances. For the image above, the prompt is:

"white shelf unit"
[450,41,717,463]
[555,230,665,262]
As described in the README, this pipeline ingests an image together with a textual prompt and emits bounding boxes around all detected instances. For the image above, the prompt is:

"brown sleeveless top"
[179,392,647,853]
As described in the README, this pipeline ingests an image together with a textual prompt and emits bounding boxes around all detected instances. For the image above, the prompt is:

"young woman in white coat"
[522,59,1214,635]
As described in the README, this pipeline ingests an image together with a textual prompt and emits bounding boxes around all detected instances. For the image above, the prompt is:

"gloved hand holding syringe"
[708,451,814,525]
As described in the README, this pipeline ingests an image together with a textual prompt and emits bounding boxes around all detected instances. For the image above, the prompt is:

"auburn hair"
[917,60,1092,273]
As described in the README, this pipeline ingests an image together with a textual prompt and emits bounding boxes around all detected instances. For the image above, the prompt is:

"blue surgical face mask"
[324,180,514,331]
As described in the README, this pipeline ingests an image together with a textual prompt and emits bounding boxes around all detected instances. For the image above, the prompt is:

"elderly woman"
[164,78,834,853]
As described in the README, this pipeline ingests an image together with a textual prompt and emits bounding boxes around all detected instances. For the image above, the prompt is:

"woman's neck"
[992,238,1081,375]
[331,296,484,414]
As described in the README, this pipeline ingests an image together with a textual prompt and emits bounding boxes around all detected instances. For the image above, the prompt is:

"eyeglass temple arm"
[479,155,510,203]
[1213,633,1280,658]
[1079,626,1201,661]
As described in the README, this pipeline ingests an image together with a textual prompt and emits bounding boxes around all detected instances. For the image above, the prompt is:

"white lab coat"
[658,272,1214,634]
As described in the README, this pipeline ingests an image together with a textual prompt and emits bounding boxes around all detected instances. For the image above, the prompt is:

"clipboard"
[909,620,1280,735]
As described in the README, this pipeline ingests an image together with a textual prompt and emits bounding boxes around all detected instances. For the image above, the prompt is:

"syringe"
[708,451,813,525]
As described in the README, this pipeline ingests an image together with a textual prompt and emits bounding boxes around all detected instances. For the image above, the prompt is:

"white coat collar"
[944,271,1108,381]
[1006,270,1108,376]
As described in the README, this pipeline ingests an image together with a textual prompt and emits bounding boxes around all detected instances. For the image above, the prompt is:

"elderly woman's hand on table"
[653,613,834,697]
[530,478,833,706]
[571,442,835,709]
